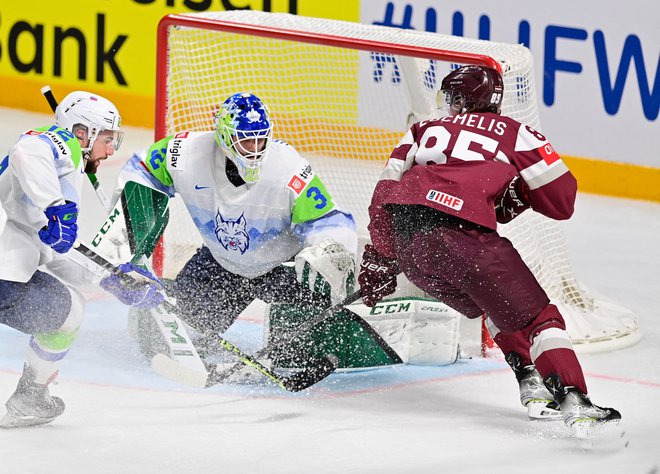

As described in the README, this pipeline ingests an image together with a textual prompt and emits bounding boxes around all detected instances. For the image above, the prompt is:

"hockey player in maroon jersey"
[358,65,625,446]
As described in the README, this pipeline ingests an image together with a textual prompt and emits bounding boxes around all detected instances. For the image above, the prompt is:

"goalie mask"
[438,65,504,116]
[215,92,273,183]
[55,91,124,155]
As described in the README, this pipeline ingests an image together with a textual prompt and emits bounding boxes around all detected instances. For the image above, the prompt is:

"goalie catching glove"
[358,244,399,307]
[100,262,165,309]
[295,239,356,304]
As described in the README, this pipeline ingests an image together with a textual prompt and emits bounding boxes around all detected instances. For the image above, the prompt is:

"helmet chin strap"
[74,124,96,157]
[75,135,92,161]
[86,127,100,152]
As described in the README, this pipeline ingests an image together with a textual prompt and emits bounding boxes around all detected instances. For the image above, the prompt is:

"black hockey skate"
[505,352,561,420]
[544,374,628,450]
[0,364,65,429]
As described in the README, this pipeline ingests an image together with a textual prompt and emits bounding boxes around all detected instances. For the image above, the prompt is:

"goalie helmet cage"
[154,10,640,354]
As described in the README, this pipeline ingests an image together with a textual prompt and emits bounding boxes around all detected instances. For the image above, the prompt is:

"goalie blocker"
[265,297,461,369]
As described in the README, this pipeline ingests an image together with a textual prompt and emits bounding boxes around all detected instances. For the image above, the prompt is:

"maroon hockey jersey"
[368,112,577,258]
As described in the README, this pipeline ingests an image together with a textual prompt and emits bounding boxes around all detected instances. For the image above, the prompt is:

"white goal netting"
[155,10,640,353]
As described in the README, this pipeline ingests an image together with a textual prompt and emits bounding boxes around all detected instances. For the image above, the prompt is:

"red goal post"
[153,10,640,354]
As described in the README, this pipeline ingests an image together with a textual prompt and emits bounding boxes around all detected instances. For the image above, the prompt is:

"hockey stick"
[41,86,111,210]
[74,241,337,391]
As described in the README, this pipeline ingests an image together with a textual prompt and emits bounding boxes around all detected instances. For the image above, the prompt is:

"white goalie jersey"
[115,131,357,279]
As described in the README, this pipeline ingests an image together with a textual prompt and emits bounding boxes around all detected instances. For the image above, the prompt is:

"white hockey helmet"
[214,92,273,183]
[55,91,124,153]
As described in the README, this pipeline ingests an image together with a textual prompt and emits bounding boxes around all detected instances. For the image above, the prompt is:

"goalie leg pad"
[347,298,462,366]
[265,303,400,370]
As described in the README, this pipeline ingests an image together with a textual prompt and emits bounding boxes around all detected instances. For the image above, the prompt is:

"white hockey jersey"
[0,126,86,283]
[116,131,357,279]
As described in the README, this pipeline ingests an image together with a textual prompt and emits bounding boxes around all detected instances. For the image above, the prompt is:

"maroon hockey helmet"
[439,65,504,115]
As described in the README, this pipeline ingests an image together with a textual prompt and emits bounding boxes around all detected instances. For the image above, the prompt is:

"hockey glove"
[295,239,356,304]
[496,176,531,224]
[38,201,79,253]
[100,262,165,309]
[358,244,399,307]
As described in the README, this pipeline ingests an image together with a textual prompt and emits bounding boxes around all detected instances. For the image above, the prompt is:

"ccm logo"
[360,262,389,273]
[426,190,463,211]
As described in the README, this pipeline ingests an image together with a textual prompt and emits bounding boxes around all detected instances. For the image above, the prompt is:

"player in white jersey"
[0,91,163,428]
[114,92,357,349]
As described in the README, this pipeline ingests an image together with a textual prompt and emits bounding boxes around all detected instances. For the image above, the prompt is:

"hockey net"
[154,10,639,353]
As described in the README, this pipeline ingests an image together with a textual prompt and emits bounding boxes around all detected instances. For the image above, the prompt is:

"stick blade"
[282,354,338,392]
[151,354,208,389]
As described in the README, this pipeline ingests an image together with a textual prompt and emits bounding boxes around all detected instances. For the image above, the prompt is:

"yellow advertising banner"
[0,0,358,127]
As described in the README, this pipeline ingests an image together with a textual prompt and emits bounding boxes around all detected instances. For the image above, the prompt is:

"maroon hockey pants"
[395,225,587,393]
[395,226,547,331]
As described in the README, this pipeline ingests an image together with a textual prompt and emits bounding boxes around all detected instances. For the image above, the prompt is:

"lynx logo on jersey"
[426,190,464,211]
[215,211,249,254]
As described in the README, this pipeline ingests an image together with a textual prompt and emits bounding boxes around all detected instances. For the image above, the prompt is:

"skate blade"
[572,419,629,451]
[526,401,562,421]
[0,410,57,429]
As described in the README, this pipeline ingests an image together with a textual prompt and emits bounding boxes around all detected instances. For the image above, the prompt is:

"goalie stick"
[74,242,337,392]
[151,344,337,392]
